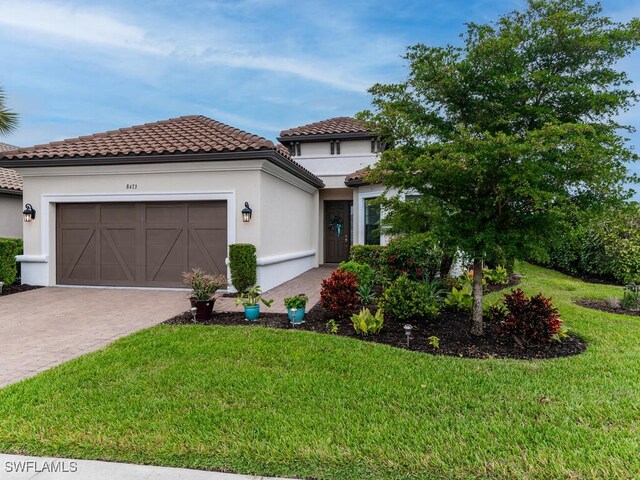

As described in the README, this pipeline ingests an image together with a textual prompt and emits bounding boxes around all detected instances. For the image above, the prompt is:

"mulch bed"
[164,301,586,360]
[0,284,41,297]
[575,298,640,317]
[484,274,522,295]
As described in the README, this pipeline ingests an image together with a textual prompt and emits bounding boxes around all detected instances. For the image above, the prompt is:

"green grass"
[0,263,639,479]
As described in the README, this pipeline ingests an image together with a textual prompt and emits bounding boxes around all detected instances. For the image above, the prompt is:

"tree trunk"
[470,257,484,336]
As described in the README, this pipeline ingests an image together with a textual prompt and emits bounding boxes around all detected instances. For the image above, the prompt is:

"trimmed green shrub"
[383,233,443,281]
[379,274,441,321]
[228,243,257,293]
[0,237,23,285]
[349,245,386,270]
[338,260,373,287]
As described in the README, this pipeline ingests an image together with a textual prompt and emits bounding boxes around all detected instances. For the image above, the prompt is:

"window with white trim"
[363,197,381,245]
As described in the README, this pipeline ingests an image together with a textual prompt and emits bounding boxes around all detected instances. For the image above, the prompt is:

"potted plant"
[235,285,273,321]
[182,268,227,321]
[284,294,308,324]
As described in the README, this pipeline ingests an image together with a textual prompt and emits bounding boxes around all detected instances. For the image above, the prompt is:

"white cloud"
[0,1,168,55]
[0,0,376,92]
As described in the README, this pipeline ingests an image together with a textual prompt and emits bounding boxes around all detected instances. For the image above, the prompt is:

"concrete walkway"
[0,454,294,479]
[0,287,186,388]
[214,265,334,313]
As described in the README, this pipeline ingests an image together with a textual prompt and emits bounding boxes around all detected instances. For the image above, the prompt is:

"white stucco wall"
[0,193,23,239]
[293,139,379,180]
[14,159,318,290]
[257,167,318,288]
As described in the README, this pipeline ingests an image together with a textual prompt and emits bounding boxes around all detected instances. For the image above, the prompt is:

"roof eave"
[0,187,22,196]
[344,178,369,187]
[0,150,324,189]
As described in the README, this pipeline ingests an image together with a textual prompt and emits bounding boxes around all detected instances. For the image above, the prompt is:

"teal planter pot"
[287,307,306,324]
[244,304,260,321]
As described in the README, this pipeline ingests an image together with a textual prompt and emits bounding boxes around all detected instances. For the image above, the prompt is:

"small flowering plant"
[182,268,227,301]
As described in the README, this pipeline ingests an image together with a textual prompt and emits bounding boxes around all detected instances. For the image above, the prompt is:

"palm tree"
[0,87,18,135]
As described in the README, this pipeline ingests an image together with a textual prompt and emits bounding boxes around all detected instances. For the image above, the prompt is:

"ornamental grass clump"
[182,268,227,301]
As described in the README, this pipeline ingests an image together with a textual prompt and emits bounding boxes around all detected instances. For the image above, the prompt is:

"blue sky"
[1,0,639,180]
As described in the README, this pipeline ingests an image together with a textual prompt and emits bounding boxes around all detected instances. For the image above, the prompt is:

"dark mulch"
[164,302,586,360]
[575,298,640,317]
[484,274,522,295]
[0,284,42,297]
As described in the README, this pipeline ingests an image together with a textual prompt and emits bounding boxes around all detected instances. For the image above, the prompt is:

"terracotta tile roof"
[0,167,22,192]
[0,116,324,188]
[279,117,370,138]
[344,167,371,186]
[0,115,280,160]
[0,142,17,152]
[0,144,22,192]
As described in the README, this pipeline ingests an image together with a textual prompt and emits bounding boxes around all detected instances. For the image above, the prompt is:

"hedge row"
[541,208,640,285]
[0,237,23,285]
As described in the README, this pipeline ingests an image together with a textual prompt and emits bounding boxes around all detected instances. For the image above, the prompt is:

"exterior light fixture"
[23,204,36,222]
[190,307,198,323]
[241,202,252,222]
[403,324,413,348]
[289,308,298,327]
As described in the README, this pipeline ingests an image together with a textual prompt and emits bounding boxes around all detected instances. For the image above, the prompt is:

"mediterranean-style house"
[0,142,23,239]
[0,115,385,290]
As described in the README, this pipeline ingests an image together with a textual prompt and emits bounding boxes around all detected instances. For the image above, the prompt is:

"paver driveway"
[0,287,187,388]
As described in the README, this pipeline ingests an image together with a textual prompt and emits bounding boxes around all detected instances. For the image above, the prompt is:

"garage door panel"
[100,228,136,281]
[60,228,98,282]
[188,202,226,228]
[57,201,227,287]
[99,204,137,224]
[145,203,186,224]
[58,204,98,225]
[189,229,226,274]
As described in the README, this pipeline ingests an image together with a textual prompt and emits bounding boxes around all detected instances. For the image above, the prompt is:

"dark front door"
[56,201,227,287]
[324,200,352,263]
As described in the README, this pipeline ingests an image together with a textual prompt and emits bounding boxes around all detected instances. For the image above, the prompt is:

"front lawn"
[0,263,638,479]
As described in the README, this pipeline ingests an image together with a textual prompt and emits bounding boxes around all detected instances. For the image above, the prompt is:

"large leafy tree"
[360,0,640,335]
[0,87,18,135]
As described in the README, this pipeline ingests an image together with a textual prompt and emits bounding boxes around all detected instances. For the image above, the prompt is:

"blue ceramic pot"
[287,307,306,324]
[244,304,260,321]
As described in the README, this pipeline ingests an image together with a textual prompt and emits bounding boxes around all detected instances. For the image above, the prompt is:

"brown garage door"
[56,201,227,287]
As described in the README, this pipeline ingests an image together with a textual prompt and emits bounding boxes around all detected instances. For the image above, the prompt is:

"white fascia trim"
[357,188,385,246]
[257,250,316,266]
[39,191,236,285]
[297,153,378,160]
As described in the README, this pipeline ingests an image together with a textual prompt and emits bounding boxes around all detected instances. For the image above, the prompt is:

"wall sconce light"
[23,204,36,222]
[241,202,252,222]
